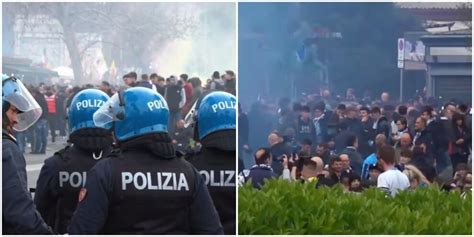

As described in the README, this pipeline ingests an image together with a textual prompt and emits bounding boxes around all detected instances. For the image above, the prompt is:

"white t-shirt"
[377,169,410,197]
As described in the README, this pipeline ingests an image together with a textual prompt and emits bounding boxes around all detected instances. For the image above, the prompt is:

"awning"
[2,63,59,78]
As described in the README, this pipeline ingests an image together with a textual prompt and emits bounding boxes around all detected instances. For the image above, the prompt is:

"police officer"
[67,87,223,234]
[34,89,114,234]
[187,91,236,234]
[2,75,53,234]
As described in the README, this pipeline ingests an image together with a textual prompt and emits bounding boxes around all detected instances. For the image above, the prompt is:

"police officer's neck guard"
[69,128,113,152]
[119,132,176,159]
[200,130,235,152]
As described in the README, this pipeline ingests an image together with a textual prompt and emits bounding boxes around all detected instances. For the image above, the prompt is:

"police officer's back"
[187,91,237,234]
[67,87,223,234]
[2,75,53,234]
[34,89,114,234]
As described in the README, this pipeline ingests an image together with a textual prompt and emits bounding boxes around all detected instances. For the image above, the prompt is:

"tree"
[3,2,197,84]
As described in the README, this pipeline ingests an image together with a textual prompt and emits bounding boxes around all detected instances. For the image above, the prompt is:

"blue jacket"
[239,164,278,189]
[2,131,52,234]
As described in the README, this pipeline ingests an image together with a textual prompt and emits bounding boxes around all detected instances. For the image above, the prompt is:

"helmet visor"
[93,93,123,128]
[3,79,42,131]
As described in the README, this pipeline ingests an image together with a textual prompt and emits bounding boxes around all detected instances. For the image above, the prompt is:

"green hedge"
[238,179,472,235]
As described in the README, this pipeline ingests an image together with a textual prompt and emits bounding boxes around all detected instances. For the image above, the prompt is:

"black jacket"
[34,130,113,234]
[270,142,292,176]
[67,133,222,234]
[296,116,315,144]
[2,131,53,234]
[188,130,236,235]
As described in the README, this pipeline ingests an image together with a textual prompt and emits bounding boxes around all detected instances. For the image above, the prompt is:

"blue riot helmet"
[68,89,111,134]
[2,75,42,131]
[191,91,236,140]
[93,87,169,142]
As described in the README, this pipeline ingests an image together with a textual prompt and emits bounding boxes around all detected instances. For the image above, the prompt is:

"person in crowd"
[327,104,345,140]
[268,132,292,176]
[318,155,344,187]
[392,117,409,145]
[224,70,236,95]
[407,108,420,134]
[376,145,410,197]
[165,75,186,134]
[361,134,387,180]
[2,75,53,234]
[298,139,313,158]
[100,81,114,97]
[410,145,437,183]
[421,105,450,174]
[399,147,412,165]
[345,88,357,101]
[358,106,374,158]
[210,71,224,90]
[457,103,472,132]
[334,121,355,153]
[298,158,320,183]
[136,74,156,91]
[44,86,58,143]
[55,86,68,139]
[340,134,362,175]
[315,143,331,165]
[450,163,471,192]
[403,164,430,191]
[122,72,137,88]
[371,106,390,139]
[150,73,166,96]
[31,88,49,154]
[345,106,361,135]
[379,92,391,107]
[190,77,203,103]
[339,154,356,177]
[238,147,278,189]
[395,133,412,163]
[365,164,383,187]
[296,105,315,144]
[180,74,194,116]
[312,101,329,145]
[348,174,363,192]
[450,113,471,174]
[412,117,434,164]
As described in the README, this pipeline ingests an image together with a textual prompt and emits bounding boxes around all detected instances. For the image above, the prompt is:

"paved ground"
[24,136,68,192]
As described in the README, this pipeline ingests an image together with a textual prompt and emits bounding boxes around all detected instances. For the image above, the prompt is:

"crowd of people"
[3,72,236,234]
[14,70,236,155]
[238,88,472,196]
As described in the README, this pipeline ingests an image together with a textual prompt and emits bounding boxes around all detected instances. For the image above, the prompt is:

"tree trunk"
[63,27,84,84]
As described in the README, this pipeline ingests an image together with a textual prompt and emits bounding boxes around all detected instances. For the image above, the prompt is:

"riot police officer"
[2,75,53,234]
[67,87,223,234]
[187,91,236,234]
[34,89,114,234]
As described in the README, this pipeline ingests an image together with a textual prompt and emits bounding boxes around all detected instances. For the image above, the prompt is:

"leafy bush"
[238,179,472,235]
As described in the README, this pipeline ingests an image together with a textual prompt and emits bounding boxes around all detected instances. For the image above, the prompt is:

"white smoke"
[150,3,236,79]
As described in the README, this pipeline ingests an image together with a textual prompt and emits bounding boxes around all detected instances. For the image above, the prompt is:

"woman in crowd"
[403,164,430,191]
